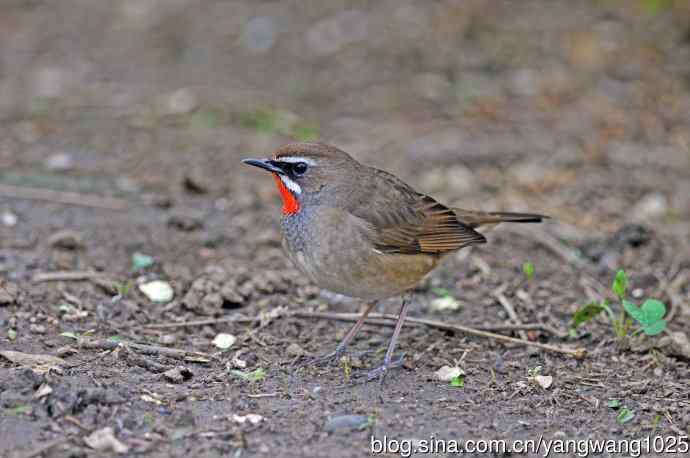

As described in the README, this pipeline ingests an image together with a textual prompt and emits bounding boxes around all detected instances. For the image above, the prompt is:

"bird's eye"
[292,162,308,176]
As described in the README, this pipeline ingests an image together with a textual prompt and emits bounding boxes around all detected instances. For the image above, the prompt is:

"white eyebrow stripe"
[276,156,316,165]
[279,174,302,195]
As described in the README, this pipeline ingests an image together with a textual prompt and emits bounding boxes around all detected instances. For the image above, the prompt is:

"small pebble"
[631,192,668,220]
[30,324,46,334]
[139,281,174,303]
[44,153,73,171]
[1,211,17,227]
[159,334,177,345]
[163,366,193,384]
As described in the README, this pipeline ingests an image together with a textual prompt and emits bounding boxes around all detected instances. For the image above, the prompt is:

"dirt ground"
[1,1,690,457]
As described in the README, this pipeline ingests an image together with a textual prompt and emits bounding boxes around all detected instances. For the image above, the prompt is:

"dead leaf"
[84,427,129,454]
[433,365,464,381]
[430,296,461,312]
[0,281,19,305]
[232,414,263,425]
[0,350,65,374]
[534,375,553,389]
[33,383,53,399]
[658,331,690,360]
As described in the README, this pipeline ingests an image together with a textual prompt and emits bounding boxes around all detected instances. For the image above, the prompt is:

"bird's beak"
[242,158,284,174]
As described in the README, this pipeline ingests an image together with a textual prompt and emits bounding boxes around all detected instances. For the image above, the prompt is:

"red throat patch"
[272,173,300,215]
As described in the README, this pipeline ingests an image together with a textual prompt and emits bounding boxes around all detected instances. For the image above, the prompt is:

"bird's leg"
[364,295,411,385]
[295,300,378,368]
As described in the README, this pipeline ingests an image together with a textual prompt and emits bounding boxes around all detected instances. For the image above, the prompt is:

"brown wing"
[347,169,486,255]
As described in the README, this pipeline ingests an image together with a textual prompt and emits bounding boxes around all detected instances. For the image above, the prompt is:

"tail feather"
[453,209,549,229]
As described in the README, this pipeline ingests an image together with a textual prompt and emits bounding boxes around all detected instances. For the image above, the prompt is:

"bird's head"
[243,142,359,215]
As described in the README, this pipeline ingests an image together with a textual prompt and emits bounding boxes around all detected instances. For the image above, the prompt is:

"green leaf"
[622,300,645,324]
[107,335,123,343]
[230,368,266,382]
[612,270,628,300]
[450,375,465,388]
[617,407,635,424]
[642,319,667,336]
[431,287,450,298]
[572,302,606,327]
[60,331,79,340]
[640,299,666,325]
[607,399,621,409]
[624,299,667,335]
[7,328,17,341]
[132,252,154,270]
[522,262,535,281]
[6,404,32,416]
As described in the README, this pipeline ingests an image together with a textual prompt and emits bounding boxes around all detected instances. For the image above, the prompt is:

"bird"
[243,142,547,383]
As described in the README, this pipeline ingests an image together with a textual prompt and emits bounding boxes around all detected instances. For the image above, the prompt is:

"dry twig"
[140,309,581,358]
[492,286,528,340]
[32,271,109,283]
[0,184,128,210]
[294,311,585,359]
[76,338,212,362]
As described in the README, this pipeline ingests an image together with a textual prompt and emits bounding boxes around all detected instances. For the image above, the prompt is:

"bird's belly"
[290,249,438,300]
[282,212,439,299]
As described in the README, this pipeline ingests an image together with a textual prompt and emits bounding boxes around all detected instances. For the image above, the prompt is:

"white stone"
[212,333,237,350]
[434,365,463,381]
[139,281,174,303]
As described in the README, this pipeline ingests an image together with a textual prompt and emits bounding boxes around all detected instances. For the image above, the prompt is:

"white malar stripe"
[276,156,316,165]
[279,174,302,195]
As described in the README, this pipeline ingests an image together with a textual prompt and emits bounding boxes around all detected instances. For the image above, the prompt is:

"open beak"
[242,158,285,174]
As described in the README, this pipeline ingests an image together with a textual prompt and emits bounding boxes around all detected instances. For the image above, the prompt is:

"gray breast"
[280,206,434,301]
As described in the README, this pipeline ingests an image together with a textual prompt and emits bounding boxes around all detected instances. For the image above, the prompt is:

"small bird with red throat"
[244,142,547,383]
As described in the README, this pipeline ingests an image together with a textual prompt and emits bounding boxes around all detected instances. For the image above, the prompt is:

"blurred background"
[1,0,688,230]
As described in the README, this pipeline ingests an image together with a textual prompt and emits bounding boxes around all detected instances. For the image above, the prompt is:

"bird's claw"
[351,353,406,385]
[293,347,372,370]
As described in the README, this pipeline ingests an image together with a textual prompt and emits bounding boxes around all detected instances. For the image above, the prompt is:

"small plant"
[340,356,352,383]
[113,280,134,302]
[522,261,535,282]
[617,407,635,424]
[607,398,635,425]
[450,374,465,388]
[132,252,154,271]
[229,367,266,383]
[431,287,451,297]
[572,270,667,339]
[607,399,621,409]
[6,404,31,416]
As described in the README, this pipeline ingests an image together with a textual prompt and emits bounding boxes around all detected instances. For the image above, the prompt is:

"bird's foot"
[293,346,372,370]
[351,353,406,386]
